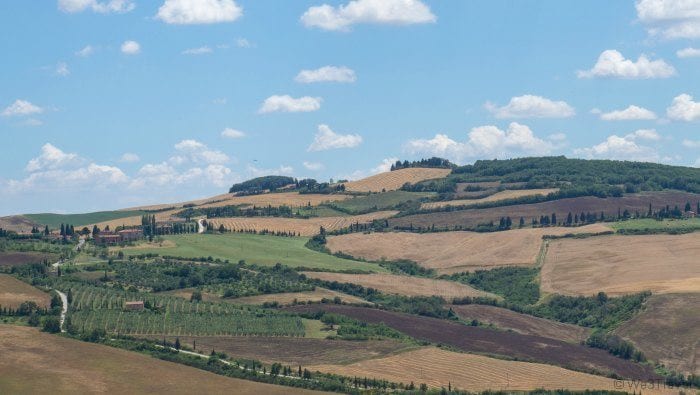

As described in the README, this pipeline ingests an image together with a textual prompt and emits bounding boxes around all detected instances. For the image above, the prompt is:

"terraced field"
[0,275,50,309]
[343,168,451,192]
[421,188,559,209]
[541,233,700,296]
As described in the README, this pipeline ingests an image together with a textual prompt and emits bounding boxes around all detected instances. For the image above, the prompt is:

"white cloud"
[599,105,657,121]
[485,95,575,119]
[301,0,436,31]
[636,0,700,39]
[667,93,700,121]
[121,40,141,55]
[55,62,70,77]
[405,122,554,163]
[303,161,325,171]
[308,124,363,152]
[295,66,356,83]
[156,0,242,24]
[548,133,567,142]
[677,47,700,58]
[2,100,43,117]
[26,143,79,172]
[221,128,245,139]
[246,164,294,178]
[173,139,229,164]
[182,46,212,55]
[58,0,134,13]
[372,157,399,174]
[259,95,322,114]
[75,45,94,57]
[119,153,140,163]
[683,139,700,148]
[577,50,676,79]
[236,38,252,48]
[574,132,661,162]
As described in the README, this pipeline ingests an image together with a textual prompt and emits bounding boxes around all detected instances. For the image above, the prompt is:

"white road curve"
[55,290,68,333]
[197,219,206,234]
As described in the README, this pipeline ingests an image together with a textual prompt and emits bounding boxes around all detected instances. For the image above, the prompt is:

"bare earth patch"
[421,188,559,209]
[343,168,451,193]
[0,275,50,309]
[541,234,700,296]
[302,272,495,299]
[327,224,612,274]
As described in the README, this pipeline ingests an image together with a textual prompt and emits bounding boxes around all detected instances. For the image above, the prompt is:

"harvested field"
[0,251,57,267]
[228,288,368,305]
[615,294,700,376]
[207,211,398,236]
[144,336,413,366]
[0,325,323,395]
[391,191,700,230]
[195,192,350,209]
[421,188,559,209]
[343,168,451,193]
[308,347,673,393]
[330,191,434,214]
[326,224,612,274]
[285,305,658,381]
[0,275,50,309]
[302,272,496,299]
[0,215,37,233]
[450,304,591,343]
[541,234,700,296]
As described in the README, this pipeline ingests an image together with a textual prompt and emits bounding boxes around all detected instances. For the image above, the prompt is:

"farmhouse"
[124,301,144,311]
[118,229,142,242]
[93,229,143,245]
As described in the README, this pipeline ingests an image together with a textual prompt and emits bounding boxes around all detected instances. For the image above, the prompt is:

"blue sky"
[1,0,700,215]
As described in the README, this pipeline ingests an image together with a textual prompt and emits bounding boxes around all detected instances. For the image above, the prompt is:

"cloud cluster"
[677,47,700,58]
[636,0,700,39]
[58,0,134,14]
[295,66,356,83]
[308,124,363,151]
[2,100,43,117]
[666,93,700,121]
[577,50,676,79]
[156,0,242,24]
[485,95,575,119]
[599,105,657,121]
[301,0,436,31]
[259,95,322,113]
[574,129,662,162]
[182,46,212,55]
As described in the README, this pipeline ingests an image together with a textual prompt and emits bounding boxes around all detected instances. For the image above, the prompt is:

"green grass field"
[329,191,434,214]
[116,233,387,272]
[25,210,146,228]
[611,217,700,232]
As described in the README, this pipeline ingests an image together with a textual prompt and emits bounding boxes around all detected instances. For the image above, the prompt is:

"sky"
[1,0,700,215]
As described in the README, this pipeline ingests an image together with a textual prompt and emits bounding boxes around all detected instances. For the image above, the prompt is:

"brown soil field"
[285,305,658,380]
[391,191,700,230]
[616,293,700,375]
[143,336,414,366]
[308,347,676,394]
[206,211,398,236]
[421,188,559,209]
[0,275,50,309]
[450,304,591,343]
[0,215,37,233]
[0,251,57,267]
[302,272,496,299]
[343,168,451,193]
[326,224,612,274]
[0,325,325,395]
[541,233,700,296]
[227,288,368,305]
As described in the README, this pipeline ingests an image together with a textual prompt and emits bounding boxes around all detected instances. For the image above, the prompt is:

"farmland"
[0,274,50,309]
[302,272,496,299]
[541,233,700,296]
[25,210,146,228]
[342,168,451,192]
[421,188,559,209]
[611,217,700,233]
[0,325,321,395]
[329,191,434,214]
[0,215,39,233]
[206,211,398,236]
[391,191,700,230]
[115,233,387,272]
[615,293,700,375]
[450,304,591,343]
[227,289,368,305]
[286,304,657,380]
[326,224,611,274]
[0,251,57,267]
[195,192,350,209]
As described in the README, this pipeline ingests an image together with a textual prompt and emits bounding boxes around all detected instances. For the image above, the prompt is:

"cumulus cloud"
[26,143,79,172]
[484,95,575,119]
[173,139,229,164]
[221,128,245,139]
[75,45,94,57]
[55,62,70,77]
[599,105,657,121]
[119,153,140,163]
[683,139,700,148]
[667,93,700,121]
[182,46,212,55]
[405,123,555,163]
[156,0,242,24]
[236,38,252,48]
[308,124,363,152]
[301,0,436,31]
[372,157,399,174]
[121,40,141,55]
[303,161,325,171]
[259,95,322,114]
[2,100,43,117]
[574,131,662,162]
[677,47,700,58]
[577,50,676,79]
[58,0,134,13]
[636,0,700,39]
[295,66,356,83]
[246,164,294,178]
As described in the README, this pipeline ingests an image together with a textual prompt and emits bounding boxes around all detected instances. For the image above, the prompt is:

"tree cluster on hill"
[229,176,296,194]
[390,157,455,171]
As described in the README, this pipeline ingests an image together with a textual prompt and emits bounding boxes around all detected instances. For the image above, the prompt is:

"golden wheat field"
[301,272,496,299]
[0,275,50,309]
[541,233,700,296]
[421,188,559,209]
[206,211,398,236]
[326,224,612,274]
[195,192,350,209]
[342,168,451,193]
[228,288,368,305]
[308,347,675,394]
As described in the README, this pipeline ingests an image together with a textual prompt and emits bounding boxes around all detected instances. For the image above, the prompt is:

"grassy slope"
[117,233,387,272]
[610,217,700,232]
[331,191,434,213]
[25,210,146,228]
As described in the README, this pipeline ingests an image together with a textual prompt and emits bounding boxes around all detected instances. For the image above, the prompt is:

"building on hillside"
[93,231,122,245]
[124,301,144,311]
[118,229,142,242]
